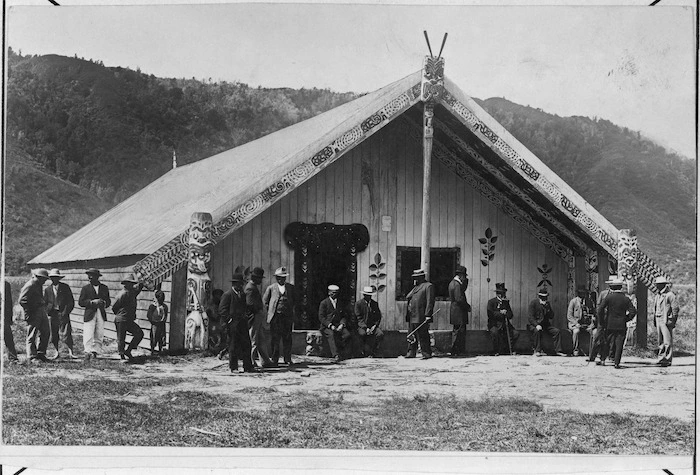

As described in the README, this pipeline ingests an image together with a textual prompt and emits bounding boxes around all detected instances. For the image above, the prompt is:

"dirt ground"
[46,350,696,423]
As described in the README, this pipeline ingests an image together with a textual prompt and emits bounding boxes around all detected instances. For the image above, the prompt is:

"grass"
[2,377,694,453]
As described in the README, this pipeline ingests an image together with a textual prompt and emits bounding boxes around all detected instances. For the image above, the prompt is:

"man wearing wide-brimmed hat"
[263,266,296,366]
[219,273,255,373]
[527,287,565,357]
[597,275,636,369]
[354,286,384,357]
[405,269,435,359]
[112,274,144,362]
[44,269,76,359]
[487,283,519,355]
[19,268,51,362]
[245,267,275,369]
[652,275,679,367]
[567,286,594,357]
[448,265,470,356]
[319,284,352,361]
[79,268,111,360]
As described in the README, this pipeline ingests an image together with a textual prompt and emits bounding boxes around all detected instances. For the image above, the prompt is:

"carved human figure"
[185,212,214,350]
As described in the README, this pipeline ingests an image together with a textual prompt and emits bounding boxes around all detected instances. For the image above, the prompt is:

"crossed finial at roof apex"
[423,31,448,60]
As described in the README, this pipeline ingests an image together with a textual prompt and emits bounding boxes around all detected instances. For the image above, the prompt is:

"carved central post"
[420,55,445,278]
[617,228,646,348]
[185,212,214,350]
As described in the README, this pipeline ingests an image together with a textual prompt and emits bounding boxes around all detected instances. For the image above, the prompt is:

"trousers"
[270,314,293,363]
[357,327,384,356]
[321,326,351,358]
[450,324,467,355]
[150,322,166,350]
[248,311,272,366]
[607,329,625,367]
[229,319,253,371]
[83,316,105,354]
[26,314,50,359]
[48,309,74,351]
[656,317,674,365]
[530,324,562,353]
[489,325,519,354]
[407,321,431,357]
[588,327,609,362]
[115,320,144,355]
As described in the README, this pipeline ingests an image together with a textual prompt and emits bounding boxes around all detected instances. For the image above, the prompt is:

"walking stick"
[505,318,513,356]
[407,309,441,344]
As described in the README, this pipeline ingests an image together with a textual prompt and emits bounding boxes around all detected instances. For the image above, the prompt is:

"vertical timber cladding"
[46,258,176,350]
[209,118,569,332]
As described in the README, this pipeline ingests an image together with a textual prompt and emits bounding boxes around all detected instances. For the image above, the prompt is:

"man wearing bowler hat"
[263,266,296,366]
[597,275,636,369]
[19,268,51,363]
[318,284,351,361]
[354,286,384,357]
[219,273,255,373]
[527,288,565,357]
[487,283,519,355]
[44,269,76,359]
[112,274,144,362]
[245,267,275,369]
[79,268,111,360]
[652,275,679,367]
[405,269,435,360]
[448,265,470,356]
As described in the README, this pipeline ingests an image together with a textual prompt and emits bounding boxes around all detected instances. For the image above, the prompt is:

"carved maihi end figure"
[185,212,214,350]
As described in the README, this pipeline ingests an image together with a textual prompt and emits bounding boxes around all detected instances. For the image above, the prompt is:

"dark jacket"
[448,277,470,325]
[598,291,636,331]
[79,283,111,322]
[354,298,382,330]
[4,280,13,326]
[244,281,264,324]
[218,288,246,325]
[405,281,435,324]
[487,297,514,330]
[112,286,143,323]
[44,282,75,319]
[19,278,47,323]
[528,298,554,329]
[263,283,296,322]
[318,297,347,330]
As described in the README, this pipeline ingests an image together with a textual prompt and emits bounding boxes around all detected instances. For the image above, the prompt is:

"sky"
[5,1,697,158]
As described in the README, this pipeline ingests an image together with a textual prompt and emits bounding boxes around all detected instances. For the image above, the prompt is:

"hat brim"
[494,289,507,292]
[86,271,102,276]
[274,273,289,277]
[48,275,65,279]
[121,280,138,285]
[361,290,376,295]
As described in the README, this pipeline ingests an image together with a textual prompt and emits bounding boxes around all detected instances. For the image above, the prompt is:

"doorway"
[284,222,369,329]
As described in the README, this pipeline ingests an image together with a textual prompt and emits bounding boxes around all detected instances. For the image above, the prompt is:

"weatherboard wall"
[210,119,569,332]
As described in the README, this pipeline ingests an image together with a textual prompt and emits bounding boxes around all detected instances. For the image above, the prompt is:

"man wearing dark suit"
[354,286,384,357]
[527,288,565,357]
[245,267,275,369]
[78,268,111,361]
[112,274,144,362]
[319,284,351,361]
[19,268,51,363]
[44,269,76,359]
[405,269,435,360]
[598,276,637,369]
[589,277,614,365]
[219,273,255,373]
[448,265,470,356]
[4,279,18,362]
[263,266,296,366]
[487,283,519,355]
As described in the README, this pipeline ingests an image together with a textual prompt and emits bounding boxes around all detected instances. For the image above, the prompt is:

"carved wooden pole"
[420,55,445,278]
[185,212,214,350]
[617,228,646,348]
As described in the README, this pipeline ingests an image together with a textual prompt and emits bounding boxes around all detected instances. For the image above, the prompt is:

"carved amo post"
[420,54,444,278]
[185,212,214,350]
[617,229,644,347]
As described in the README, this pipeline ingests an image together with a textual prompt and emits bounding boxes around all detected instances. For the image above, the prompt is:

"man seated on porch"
[318,285,351,362]
[354,286,384,358]
[527,288,566,357]
[567,286,594,356]
[487,283,519,355]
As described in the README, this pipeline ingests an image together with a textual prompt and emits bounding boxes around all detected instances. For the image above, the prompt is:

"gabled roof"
[30,66,668,291]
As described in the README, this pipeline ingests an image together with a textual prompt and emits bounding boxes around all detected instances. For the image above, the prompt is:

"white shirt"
[278,284,286,294]
[92,285,100,295]
[330,298,337,309]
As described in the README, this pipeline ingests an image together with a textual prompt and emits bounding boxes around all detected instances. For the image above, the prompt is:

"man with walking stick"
[405,269,435,360]
[487,283,518,355]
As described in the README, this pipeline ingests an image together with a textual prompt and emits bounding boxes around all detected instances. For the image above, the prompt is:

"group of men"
[7,267,152,363]
[212,265,385,373]
[3,263,681,369]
